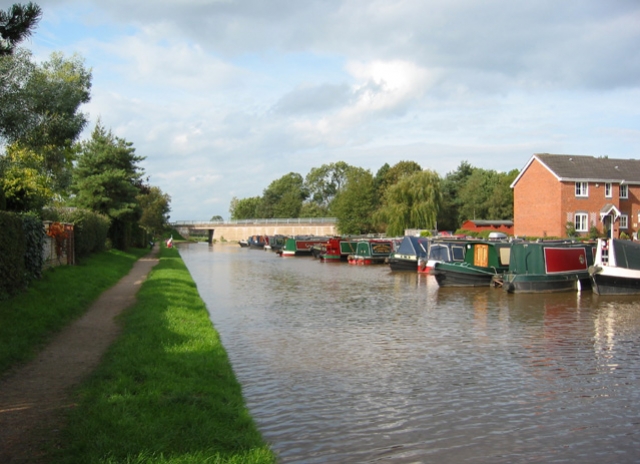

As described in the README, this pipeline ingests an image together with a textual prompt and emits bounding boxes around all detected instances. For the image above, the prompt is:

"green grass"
[0,247,149,374]
[50,246,276,464]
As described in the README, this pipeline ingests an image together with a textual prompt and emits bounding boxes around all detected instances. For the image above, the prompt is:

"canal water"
[178,243,640,463]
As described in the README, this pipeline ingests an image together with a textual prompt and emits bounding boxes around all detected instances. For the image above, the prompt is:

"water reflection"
[179,243,640,463]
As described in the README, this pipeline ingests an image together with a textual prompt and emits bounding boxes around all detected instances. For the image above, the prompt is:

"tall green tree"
[304,161,353,212]
[229,196,261,220]
[260,172,307,218]
[0,2,42,56]
[375,160,423,204]
[137,185,171,237]
[0,50,91,202]
[377,169,442,236]
[456,168,516,223]
[331,167,376,235]
[438,161,474,231]
[72,123,145,249]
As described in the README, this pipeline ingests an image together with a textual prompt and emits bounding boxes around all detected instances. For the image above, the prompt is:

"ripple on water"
[180,244,640,463]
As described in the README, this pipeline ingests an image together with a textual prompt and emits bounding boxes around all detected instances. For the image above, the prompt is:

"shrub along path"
[0,246,160,464]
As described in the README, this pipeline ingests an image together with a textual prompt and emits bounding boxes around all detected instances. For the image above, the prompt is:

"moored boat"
[501,241,595,293]
[388,236,430,271]
[247,235,267,249]
[589,238,640,295]
[278,236,331,257]
[321,237,358,262]
[265,234,287,252]
[433,240,511,287]
[348,239,394,265]
[418,237,468,274]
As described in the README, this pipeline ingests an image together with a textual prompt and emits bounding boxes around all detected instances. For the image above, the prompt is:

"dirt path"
[0,247,160,464]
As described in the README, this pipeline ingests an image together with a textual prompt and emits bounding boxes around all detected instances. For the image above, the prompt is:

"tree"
[0,2,42,56]
[375,160,423,204]
[0,142,52,211]
[0,50,91,199]
[229,196,261,220]
[457,168,515,223]
[260,172,307,218]
[438,161,474,231]
[486,169,518,220]
[210,215,223,222]
[72,123,145,249]
[137,186,171,237]
[377,170,442,237]
[331,167,377,235]
[304,161,353,211]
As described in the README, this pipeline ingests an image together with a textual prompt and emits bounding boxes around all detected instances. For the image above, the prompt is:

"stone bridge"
[171,218,338,243]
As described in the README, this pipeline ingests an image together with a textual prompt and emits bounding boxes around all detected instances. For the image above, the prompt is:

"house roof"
[511,153,640,188]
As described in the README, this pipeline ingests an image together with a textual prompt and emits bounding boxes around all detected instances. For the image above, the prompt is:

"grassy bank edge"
[50,245,276,464]
[0,247,150,375]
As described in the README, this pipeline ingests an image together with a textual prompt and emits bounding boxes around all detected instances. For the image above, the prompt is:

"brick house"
[511,153,640,239]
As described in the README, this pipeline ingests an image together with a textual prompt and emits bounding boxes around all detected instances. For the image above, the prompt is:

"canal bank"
[0,245,275,463]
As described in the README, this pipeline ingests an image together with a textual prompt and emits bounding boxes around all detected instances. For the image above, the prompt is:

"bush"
[21,212,45,281]
[0,211,27,299]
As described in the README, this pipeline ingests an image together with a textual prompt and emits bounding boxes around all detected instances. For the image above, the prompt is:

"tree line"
[0,2,171,249]
[229,160,519,236]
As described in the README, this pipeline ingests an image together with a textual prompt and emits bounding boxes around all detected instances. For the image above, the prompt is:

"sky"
[10,0,640,221]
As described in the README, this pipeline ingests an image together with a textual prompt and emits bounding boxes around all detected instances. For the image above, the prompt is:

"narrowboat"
[265,235,286,252]
[500,241,595,293]
[278,236,331,257]
[348,239,394,265]
[589,238,640,295]
[432,240,511,287]
[321,237,358,262]
[247,235,267,249]
[418,238,468,274]
[388,236,430,271]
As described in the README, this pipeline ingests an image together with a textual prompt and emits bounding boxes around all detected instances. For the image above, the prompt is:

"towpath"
[0,246,159,463]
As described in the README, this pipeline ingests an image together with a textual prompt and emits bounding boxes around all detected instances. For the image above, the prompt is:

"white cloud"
[28,0,640,220]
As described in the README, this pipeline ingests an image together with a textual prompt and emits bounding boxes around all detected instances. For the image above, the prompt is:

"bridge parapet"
[172,218,338,242]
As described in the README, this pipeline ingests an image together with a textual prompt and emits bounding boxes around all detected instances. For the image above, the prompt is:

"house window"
[620,184,628,199]
[575,213,588,232]
[575,182,588,197]
[620,214,628,229]
[605,183,612,198]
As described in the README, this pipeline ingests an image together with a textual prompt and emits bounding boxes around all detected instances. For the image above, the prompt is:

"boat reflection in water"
[179,243,640,464]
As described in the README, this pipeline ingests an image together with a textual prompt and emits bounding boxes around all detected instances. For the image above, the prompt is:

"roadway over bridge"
[171,218,338,243]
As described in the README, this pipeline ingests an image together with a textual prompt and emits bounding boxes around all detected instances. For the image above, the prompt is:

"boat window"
[451,245,465,261]
[428,244,450,261]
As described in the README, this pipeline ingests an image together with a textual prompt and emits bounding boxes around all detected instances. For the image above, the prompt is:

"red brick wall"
[513,159,562,237]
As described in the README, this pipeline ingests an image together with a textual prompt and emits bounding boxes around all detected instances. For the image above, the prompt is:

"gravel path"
[0,247,159,463]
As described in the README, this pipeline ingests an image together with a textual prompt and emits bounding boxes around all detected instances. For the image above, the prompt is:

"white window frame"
[620,214,628,229]
[575,182,588,197]
[605,183,612,198]
[620,184,628,199]
[575,212,588,232]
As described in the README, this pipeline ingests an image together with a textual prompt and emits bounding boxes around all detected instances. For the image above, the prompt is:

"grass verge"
[50,246,276,464]
[0,247,149,375]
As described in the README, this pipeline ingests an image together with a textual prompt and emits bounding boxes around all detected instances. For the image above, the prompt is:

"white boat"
[589,238,640,295]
